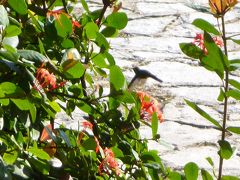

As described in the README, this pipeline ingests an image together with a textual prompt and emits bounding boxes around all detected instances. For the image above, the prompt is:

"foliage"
[180,0,240,179]
[0,0,166,179]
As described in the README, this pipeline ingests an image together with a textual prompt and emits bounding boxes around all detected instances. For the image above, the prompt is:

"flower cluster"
[209,0,238,17]
[137,91,164,123]
[193,33,223,54]
[34,64,65,92]
[98,148,121,176]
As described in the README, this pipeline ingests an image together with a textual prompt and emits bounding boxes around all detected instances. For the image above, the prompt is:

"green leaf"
[28,157,50,175]
[231,38,240,45]
[179,43,204,59]
[185,99,222,128]
[27,147,50,160]
[8,0,28,15]
[2,36,19,48]
[192,18,220,35]
[18,50,48,65]
[151,112,158,138]
[0,5,9,27]
[77,102,94,114]
[81,0,90,13]
[4,25,21,37]
[82,138,97,151]
[49,101,61,112]
[101,27,118,37]
[61,39,74,48]
[0,82,25,96]
[229,79,240,90]
[110,65,126,91]
[29,105,36,123]
[0,50,19,62]
[217,88,225,102]
[201,169,213,180]
[168,171,183,180]
[184,162,199,180]
[226,89,240,100]
[141,150,164,172]
[84,22,99,39]
[222,176,240,180]
[3,150,18,165]
[11,99,32,111]
[218,140,233,160]
[59,130,72,147]
[63,61,85,79]
[202,32,228,79]
[54,14,73,38]
[96,32,110,50]
[105,12,128,30]
[92,53,108,68]
[29,11,43,32]
[227,126,240,134]
[206,157,214,167]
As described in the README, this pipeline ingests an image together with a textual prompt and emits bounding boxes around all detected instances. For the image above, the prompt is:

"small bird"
[128,67,162,90]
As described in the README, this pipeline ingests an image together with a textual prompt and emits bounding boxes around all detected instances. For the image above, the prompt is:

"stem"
[97,5,108,27]
[218,14,229,180]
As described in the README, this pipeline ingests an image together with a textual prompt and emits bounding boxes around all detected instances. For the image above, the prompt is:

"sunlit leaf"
[192,18,220,35]
[27,147,51,160]
[63,61,85,79]
[8,0,28,15]
[202,32,228,79]
[4,25,21,37]
[3,150,18,165]
[201,169,213,180]
[54,14,73,38]
[185,99,222,128]
[105,12,128,30]
[81,0,90,13]
[151,112,158,138]
[226,89,240,100]
[179,43,204,59]
[184,162,199,180]
[110,65,126,91]
[229,79,240,90]
[226,126,240,135]
[218,140,233,160]
[84,22,99,39]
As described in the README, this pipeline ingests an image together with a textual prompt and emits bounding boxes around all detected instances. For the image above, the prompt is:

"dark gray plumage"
[128,67,162,90]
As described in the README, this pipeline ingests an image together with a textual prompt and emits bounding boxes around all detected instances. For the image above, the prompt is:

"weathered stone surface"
[65,0,240,176]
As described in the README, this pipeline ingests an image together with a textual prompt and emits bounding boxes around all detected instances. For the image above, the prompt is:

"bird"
[128,67,163,90]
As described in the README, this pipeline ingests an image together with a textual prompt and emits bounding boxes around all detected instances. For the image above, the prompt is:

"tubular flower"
[98,148,121,176]
[34,65,65,92]
[209,0,238,17]
[72,20,81,31]
[193,33,223,55]
[137,91,164,123]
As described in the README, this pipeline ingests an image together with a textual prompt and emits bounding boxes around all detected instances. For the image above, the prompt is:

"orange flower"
[34,64,65,92]
[193,33,223,55]
[40,124,57,157]
[209,0,238,17]
[137,91,164,123]
[98,148,120,176]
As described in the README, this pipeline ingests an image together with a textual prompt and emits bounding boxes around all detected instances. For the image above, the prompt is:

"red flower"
[137,91,164,122]
[72,20,81,31]
[98,148,120,176]
[193,33,223,54]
